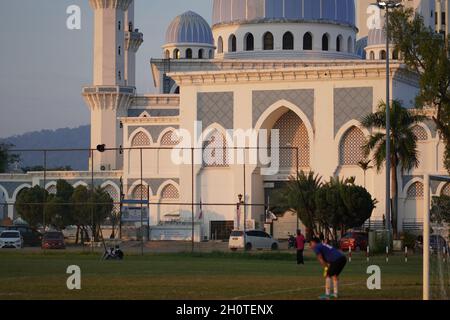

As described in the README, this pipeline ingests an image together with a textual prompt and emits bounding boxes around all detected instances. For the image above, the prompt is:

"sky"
[0,0,211,138]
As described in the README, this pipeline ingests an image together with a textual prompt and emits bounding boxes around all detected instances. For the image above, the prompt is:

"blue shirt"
[313,243,344,263]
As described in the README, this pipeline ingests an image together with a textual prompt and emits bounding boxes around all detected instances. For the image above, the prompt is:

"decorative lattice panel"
[442,183,450,196]
[412,125,428,141]
[104,185,119,212]
[203,130,229,167]
[339,126,367,166]
[161,184,179,200]
[160,131,181,146]
[272,110,310,168]
[131,131,151,146]
[46,185,57,195]
[407,182,424,199]
[132,184,149,200]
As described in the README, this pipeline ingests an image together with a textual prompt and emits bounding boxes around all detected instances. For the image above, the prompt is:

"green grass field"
[0,250,423,300]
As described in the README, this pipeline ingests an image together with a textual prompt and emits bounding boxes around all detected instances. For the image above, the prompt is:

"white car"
[0,230,23,249]
[229,230,279,251]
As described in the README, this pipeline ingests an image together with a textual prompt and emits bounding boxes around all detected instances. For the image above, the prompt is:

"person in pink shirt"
[295,229,306,265]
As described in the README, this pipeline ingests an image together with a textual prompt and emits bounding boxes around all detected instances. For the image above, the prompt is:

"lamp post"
[376,0,402,233]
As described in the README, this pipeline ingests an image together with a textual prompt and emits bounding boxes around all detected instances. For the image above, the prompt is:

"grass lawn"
[0,250,423,300]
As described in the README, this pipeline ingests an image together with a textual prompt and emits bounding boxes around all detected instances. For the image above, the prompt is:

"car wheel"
[271,243,278,251]
[245,243,252,251]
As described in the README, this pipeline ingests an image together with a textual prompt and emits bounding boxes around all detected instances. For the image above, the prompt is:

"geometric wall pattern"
[412,125,428,141]
[203,130,230,167]
[339,126,367,165]
[46,185,57,195]
[132,184,149,200]
[272,110,310,168]
[442,183,450,196]
[197,92,234,129]
[334,87,373,135]
[407,181,424,199]
[160,130,181,146]
[161,184,180,200]
[131,131,151,147]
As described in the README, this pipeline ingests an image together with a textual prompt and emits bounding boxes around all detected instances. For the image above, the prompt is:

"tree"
[388,8,450,173]
[15,186,48,227]
[70,185,113,242]
[0,143,20,173]
[361,100,426,236]
[44,180,75,229]
[431,195,450,224]
[271,171,322,238]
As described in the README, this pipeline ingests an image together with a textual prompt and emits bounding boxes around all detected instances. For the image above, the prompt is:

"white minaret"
[83,0,143,171]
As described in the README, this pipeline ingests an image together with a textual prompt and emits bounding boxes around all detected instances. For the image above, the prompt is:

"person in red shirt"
[295,229,306,265]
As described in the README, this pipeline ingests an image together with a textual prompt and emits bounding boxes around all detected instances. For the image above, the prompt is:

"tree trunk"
[75,225,80,245]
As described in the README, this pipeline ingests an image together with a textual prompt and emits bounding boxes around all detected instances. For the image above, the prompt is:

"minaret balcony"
[125,30,144,52]
[82,85,136,110]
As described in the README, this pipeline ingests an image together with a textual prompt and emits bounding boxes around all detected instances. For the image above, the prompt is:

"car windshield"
[230,231,244,237]
[0,232,20,238]
[44,233,63,240]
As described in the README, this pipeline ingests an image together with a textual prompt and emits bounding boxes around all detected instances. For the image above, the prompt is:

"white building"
[1,0,450,240]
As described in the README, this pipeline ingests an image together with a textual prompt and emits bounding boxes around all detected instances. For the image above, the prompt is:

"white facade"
[0,0,449,240]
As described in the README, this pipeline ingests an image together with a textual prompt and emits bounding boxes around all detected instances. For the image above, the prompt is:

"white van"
[229,230,279,251]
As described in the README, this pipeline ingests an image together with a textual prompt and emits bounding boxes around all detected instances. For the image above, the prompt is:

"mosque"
[1,0,450,241]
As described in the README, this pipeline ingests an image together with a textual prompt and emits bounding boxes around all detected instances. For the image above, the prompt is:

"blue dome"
[212,0,355,26]
[165,11,214,45]
[367,28,386,46]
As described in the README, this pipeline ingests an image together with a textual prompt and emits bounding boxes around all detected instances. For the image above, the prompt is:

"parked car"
[339,232,368,251]
[42,231,66,249]
[229,230,279,251]
[3,226,42,247]
[0,230,23,249]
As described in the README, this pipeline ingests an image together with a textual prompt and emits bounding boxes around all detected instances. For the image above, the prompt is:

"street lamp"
[376,0,402,233]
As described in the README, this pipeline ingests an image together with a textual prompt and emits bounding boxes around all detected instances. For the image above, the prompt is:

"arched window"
[118,70,121,80]
[273,111,310,168]
[336,35,343,52]
[263,32,274,50]
[303,32,312,50]
[132,184,148,200]
[380,50,387,60]
[283,32,294,50]
[161,184,180,200]
[370,51,375,60]
[173,49,180,59]
[245,33,254,51]
[347,36,353,53]
[186,48,192,59]
[203,130,230,167]
[198,49,204,59]
[160,130,181,146]
[441,183,450,196]
[209,49,213,59]
[339,126,367,166]
[229,34,237,52]
[103,185,119,212]
[322,34,329,51]
[217,36,223,53]
[412,125,428,141]
[164,50,170,59]
[407,182,424,199]
[118,21,121,30]
[47,185,57,195]
[393,49,399,60]
[118,46,121,56]
[131,131,151,147]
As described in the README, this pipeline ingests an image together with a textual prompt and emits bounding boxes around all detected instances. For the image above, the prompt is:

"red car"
[42,231,66,249]
[339,232,368,251]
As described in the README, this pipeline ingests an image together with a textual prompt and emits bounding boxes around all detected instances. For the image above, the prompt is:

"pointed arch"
[158,127,182,146]
[45,182,58,195]
[157,180,180,200]
[338,126,367,166]
[202,123,233,168]
[127,180,152,200]
[402,177,425,198]
[411,123,431,141]
[73,181,88,189]
[0,184,9,201]
[282,31,294,50]
[244,33,254,51]
[128,128,153,146]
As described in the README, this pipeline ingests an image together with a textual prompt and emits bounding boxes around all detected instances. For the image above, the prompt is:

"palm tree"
[357,160,373,188]
[360,100,426,237]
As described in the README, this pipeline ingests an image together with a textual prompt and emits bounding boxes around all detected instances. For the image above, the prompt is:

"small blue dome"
[367,28,386,46]
[165,11,214,45]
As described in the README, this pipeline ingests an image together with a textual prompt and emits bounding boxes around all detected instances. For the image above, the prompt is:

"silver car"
[0,230,23,249]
